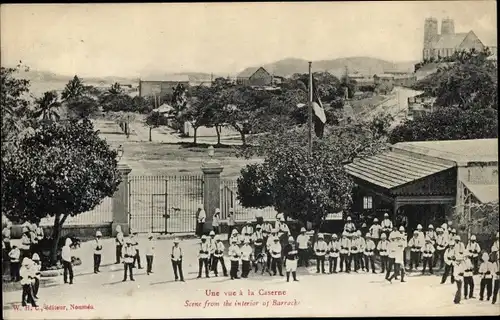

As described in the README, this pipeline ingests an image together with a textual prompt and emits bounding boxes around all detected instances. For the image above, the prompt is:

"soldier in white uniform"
[344,216,356,237]
[196,204,206,237]
[115,225,124,264]
[229,229,240,246]
[377,233,390,273]
[93,231,103,273]
[492,253,499,304]
[479,252,494,301]
[212,235,228,277]
[2,221,12,252]
[267,229,279,272]
[122,238,135,282]
[441,242,456,284]
[145,234,155,275]
[31,253,41,299]
[8,244,21,282]
[171,238,184,281]
[387,232,406,283]
[408,231,424,271]
[228,238,241,280]
[356,231,366,272]
[426,224,437,245]
[314,233,328,274]
[62,238,74,284]
[385,233,397,280]
[466,234,481,274]
[270,237,284,276]
[197,235,210,278]
[462,255,475,299]
[20,258,37,307]
[208,230,217,270]
[434,227,447,269]
[241,221,254,242]
[340,231,351,273]
[212,208,221,234]
[490,232,499,261]
[453,253,465,304]
[349,232,360,272]
[252,225,264,272]
[421,237,435,274]
[227,209,236,241]
[364,233,376,273]
[296,227,310,267]
[381,213,393,238]
[369,218,382,246]
[240,238,253,278]
[284,236,299,282]
[328,234,340,273]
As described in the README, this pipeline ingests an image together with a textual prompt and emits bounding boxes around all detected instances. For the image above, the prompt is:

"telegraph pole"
[308,62,313,156]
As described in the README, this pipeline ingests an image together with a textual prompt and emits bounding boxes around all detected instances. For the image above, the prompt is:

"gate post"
[112,161,132,237]
[201,146,224,234]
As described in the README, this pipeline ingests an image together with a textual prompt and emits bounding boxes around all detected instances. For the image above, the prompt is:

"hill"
[238,57,418,78]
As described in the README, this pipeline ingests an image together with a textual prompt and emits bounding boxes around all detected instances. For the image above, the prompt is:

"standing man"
[208,230,217,270]
[340,231,351,273]
[492,253,499,304]
[369,218,382,246]
[31,253,41,299]
[267,229,278,273]
[364,233,376,273]
[270,237,284,276]
[8,244,21,282]
[377,233,390,274]
[19,258,37,307]
[228,238,240,280]
[242,221,254,243]
[466,235,481,274]
[197,235,210,279]
[463,254,475,300]
[227,209,236,242]
[421,238,435,275]
[329,234,340,274]
[349,232,360,272]
[385,233,397,281]
[115,225,124,264]
[344,216,356,237]
[212,209,221,235]
[145,234,155,275]
[284,236,299,282]
[479,252,494,301]
[171,238,184,282]
[434,227,447,270]
[196,204,206,238]
[252,225,264,272]
[261,220,272,236]
[441,242,456,284]
[314,233,327,274]
[426,225,436,245]
[296,227,310,268]
[408,231,423,271]
[491,232,499,262]
[62,238,74,285]
[2,221,12,253]
[122,238,135,282]
[381,213,393,238]
[453,253,465,304]
[20,227,32,262]
[240,238,253,278]
[387,232,405,283]
[93,231,103,274]
[212,235,228,277]
[130,233,142,269]
[356,231,366,272]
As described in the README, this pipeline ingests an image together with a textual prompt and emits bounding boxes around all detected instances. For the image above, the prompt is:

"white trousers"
[286,259,297,272]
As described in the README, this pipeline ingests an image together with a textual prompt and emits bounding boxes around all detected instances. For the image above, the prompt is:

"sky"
[1,2,497,78]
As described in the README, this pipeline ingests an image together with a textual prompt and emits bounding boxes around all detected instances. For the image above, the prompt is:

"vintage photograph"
[1,1,498,318]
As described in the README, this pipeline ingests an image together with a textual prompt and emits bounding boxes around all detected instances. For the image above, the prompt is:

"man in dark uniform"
[283,236,299,282]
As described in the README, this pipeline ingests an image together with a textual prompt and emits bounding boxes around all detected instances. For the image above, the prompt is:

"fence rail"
[220,179,277,222]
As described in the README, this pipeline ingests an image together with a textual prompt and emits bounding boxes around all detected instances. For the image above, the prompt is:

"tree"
[179,85,214,144]
[1,63,33,143]
[389,107,498,143]
[33,91,62,121]
[61,76,85,101]
[144,111,169,142]
[453,201,499,241]
[237,121,387,228]
[66,96,99,120]
[1,119,121,263]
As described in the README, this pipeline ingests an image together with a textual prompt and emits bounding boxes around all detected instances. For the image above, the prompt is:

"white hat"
[96,231,102,237]
[470,235,476,241]
[231,229,238,235]
[417,224,422,229]
[373,218,379,222]
[414,230,419,235]
[22,257,31,265]
[428,224,434,229]
[209,231,215,236]
[116,225,122,232]
[280,217,285,222]
[399,226,405,232]
[300,227,306,232]
[32,253,40,261]
[332,233,338,238]
[22,227,28,233]
[384,213,389,217]
[347,216,352,221]
[288,236,294,242]
[451,229,457,233]
[247,220,252,224]
[215,208,221,213]
[201,235,207,240]
[256,224,262,229]
[318,233,324,239]
[365,233,371,238]
[65,238,73,246]
[381,233,387,239]
[362,223,367,228]
[442,223,447,229]
[173,238,180,243]
[231,238,237,243]
[436,227,442,232]
[454,235,461,241]
[356,230,362,236]
[198,204,204,209]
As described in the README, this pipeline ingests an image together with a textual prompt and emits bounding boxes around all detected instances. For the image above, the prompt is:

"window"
[363,196,373,210]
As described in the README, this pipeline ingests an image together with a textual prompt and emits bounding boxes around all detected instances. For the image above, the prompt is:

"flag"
[297,77,326,138]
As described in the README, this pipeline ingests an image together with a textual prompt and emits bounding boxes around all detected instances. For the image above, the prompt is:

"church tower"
[441,18,455,35]
[423,17,438,60]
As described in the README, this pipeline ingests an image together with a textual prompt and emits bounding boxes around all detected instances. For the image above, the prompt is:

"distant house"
[139,75,190,98]
[407,94,437,120]
[374,73,416,89]
[236,67,273,87]
[348,73,375,91]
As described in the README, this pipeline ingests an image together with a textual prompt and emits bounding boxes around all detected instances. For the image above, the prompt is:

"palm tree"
[61,75,85,101]
[33,91,61,121]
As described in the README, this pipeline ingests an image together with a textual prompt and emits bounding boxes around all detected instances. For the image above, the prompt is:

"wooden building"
[236,67,273,87]
[139,75,190,98]
[345,139,498,234]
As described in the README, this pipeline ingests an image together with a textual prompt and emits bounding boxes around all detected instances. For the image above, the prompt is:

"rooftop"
[392,139,498,165]
[431,32,469,49]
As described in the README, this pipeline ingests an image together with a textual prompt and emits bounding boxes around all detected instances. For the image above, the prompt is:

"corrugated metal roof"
[432,33,468,49]
[463,182,499,203]
[344,151,455,190]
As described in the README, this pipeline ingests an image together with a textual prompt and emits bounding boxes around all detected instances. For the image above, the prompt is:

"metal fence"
[39,197,113,226]
[128,175,203,233]
[220,179,277,221]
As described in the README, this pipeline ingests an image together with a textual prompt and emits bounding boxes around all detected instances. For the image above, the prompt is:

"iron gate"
[128,175,203,233]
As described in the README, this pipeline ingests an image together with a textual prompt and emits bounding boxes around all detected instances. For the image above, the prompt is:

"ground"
[3,237,499,319]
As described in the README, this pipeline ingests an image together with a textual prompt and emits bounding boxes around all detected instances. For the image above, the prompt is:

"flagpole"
[308,61,313,156]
